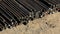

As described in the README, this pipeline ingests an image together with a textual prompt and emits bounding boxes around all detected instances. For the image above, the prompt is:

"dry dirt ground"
[0,12,60,34]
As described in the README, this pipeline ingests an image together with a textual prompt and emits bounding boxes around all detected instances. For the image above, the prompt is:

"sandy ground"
[0,12,60,34]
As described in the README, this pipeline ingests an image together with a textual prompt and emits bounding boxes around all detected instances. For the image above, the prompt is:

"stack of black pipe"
[0,0,59,31]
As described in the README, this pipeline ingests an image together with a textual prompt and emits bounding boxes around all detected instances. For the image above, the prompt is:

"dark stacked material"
[0,0,60,31]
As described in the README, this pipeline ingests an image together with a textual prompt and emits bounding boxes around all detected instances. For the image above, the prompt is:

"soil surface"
[0,12,60,34]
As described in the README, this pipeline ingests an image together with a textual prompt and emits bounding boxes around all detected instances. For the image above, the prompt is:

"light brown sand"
[0,12,60,34]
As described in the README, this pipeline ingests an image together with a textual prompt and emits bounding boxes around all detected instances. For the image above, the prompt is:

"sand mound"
[0,12,60,34]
